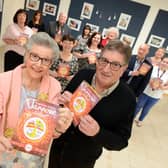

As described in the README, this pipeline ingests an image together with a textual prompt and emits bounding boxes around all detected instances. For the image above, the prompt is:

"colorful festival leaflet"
[19,33,28,46]
[11,98,58,156]
[88,54,96,64]
[69,81,100,125]
[57,63,70,77]
[138,62,151,75]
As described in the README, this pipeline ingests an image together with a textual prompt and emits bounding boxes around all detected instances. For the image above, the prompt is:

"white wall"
[56,0,71,20]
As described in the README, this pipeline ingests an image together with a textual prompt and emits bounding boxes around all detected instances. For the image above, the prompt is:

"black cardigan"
[50,69,136,162]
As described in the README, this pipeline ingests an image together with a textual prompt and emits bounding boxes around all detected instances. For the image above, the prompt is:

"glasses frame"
[29,52,53,66]
[98,56,126,71]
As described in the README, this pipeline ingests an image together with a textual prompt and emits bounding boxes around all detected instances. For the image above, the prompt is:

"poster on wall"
[147,34,165,48]
[166,46,168,53]
[42,2,57,16]
[26,0,40,11]
[80,2,94,19]
[86,23,99,33]
[120,33,136,47]
[116,13,131,30]
[67,18,81,31]
[102,28,108,39]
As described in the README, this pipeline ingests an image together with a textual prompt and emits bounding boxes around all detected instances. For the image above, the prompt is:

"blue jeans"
[134,93,159,121]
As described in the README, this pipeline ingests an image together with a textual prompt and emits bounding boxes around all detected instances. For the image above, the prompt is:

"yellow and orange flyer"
[88,54,97,64]
[138,62,151,75]
[57,63,70,77]
[69,81,100,125]
[11,98,58,156]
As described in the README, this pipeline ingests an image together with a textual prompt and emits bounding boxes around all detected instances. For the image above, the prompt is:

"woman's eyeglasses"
[29,52,52,66]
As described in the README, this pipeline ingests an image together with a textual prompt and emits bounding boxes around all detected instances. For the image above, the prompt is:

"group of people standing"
[0,7,168,168]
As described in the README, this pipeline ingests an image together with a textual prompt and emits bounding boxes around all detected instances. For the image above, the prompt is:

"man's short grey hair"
[25,32,59,59]
[106,27,119,39]
[101,39,132,64]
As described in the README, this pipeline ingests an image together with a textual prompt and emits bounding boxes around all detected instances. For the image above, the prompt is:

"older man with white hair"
[48,12,71,45]
[101,27,119,47]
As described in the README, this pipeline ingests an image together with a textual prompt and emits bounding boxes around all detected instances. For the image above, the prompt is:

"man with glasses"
[48,40,136,168]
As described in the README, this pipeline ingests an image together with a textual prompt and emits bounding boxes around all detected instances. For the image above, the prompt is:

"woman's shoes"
[134,119,142,127]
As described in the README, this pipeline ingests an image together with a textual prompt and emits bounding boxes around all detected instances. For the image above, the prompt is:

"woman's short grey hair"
[106,27,119,39]
[25,32,59,59]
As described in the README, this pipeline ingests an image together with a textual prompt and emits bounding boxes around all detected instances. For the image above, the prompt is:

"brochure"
[69,81,100,125]
[11,98,58,156]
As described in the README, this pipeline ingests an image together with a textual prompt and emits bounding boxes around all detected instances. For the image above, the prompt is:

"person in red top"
[101,27,119,47]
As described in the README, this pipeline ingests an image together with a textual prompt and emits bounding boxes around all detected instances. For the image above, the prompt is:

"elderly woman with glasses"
[0,32,73,167]
[48,40,136,168]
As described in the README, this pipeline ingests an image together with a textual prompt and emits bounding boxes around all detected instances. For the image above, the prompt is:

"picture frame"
[120,33,136,47]
[80,2,94,19]
[42,2,57,16]
[147,34,165,48]
[116,13,131,30]
[26,0,40,11]
[102,28,108,39]
[67,18,81,31]
[86,23,99,33]
[165,46,168,53]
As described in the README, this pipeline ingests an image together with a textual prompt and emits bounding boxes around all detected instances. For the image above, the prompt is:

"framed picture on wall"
[102,28,108,39]
[26,0,40,11]
[86,23,99,33]
[116,13,131,30]
[80,2,94,19]
[147,35,165,48]
[166,46,168,53]
[42,2,57,16]
[67,18,81,31]
[120,33,136,47]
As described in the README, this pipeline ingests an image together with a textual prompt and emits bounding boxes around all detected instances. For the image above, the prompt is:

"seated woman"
[73,32,102,70]
[73,25,91,54]
[0,32,73,168]
[28,10,46,32]
[2,8,34,71]
[50,34,78,91]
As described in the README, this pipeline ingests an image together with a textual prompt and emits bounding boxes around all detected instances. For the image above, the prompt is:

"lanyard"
[157,68,166,79]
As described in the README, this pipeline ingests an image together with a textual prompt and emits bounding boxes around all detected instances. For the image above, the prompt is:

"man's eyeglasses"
[98,57,126,71]
[29,52,52,66]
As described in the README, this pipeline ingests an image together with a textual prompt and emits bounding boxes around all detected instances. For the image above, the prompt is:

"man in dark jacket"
[48,40,136,168]
[48,12,71,45]
[121,43,153,97]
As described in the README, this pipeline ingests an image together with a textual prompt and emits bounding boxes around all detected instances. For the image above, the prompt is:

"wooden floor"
[0,46,167,168]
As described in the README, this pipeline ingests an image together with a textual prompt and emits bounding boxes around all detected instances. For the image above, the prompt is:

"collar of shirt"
[134,58,145,70]
[91,74,119,98]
